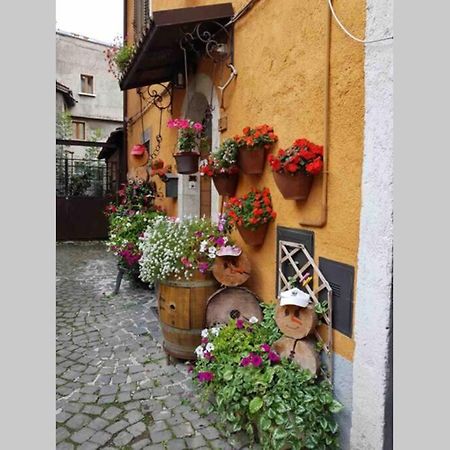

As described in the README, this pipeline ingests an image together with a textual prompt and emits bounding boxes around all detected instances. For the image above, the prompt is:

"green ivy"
[193,305,342,449]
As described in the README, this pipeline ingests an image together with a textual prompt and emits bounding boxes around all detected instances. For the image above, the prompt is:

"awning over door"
[119,3,234,90]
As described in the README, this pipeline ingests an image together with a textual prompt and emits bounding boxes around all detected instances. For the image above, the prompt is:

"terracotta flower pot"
[236,222,269,246]
[174,152,200,175]
[238,145,266,175]
[273,171,314,200]
[212,173,239,196]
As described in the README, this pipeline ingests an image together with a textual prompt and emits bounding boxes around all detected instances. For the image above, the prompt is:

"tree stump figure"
[212,253,251,287]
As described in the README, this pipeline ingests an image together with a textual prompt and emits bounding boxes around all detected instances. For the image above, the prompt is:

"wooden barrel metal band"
[162,279,216,288]
[160,323,205,335]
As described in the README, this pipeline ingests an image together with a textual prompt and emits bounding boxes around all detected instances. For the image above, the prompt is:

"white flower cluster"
[195,326,221,359]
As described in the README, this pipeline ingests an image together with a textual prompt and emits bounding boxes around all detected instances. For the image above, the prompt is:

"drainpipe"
[121,0,129,184]
[300,0,332,228]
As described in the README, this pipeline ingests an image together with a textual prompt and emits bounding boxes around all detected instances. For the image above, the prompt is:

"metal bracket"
[218,63,237,108]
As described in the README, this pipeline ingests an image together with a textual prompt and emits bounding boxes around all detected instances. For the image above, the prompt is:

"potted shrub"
[268,138,324,200]
[236,124,278,175]
[168,118,204,174]
[138,216,233,360]
[224,188,276,246]
[192,305,342,448]
[200,138,240,196]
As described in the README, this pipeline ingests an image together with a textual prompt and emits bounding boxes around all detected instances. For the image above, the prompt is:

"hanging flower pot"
[236,124,278,175]
[236,222,269,246]
[212,173,239,196]
[272,171,314,200]
[238,145,266,175]
[174,152,200,175]
[168,118,204,175]
[268,137,324,201]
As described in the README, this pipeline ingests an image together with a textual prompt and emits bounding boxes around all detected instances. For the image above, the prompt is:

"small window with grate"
[80,74,94,95]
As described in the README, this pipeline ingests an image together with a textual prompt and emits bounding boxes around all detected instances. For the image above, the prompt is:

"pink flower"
[268,351,281,364]
[197,371,214,382]
[240,356,251,367]
[201,337,208,344]
[187,364,194,373]
[167,119,176,128]
[260,344,271,353]
[215,236,225,246]
[193,122,203,132]
[181,257,191,267]
[204,352,214,361]
[179,119,190,129]
[194,231,203,238]
[251,354,263,367]
[236,319,244,329]
[198,262,209,273]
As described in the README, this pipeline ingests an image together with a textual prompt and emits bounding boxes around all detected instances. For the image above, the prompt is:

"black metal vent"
[276,226,314,297]
[319,258,354,338]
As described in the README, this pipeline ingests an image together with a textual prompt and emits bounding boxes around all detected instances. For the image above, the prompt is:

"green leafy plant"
[199,138,240,176]
[104,36,135,80]
[193,305,342,449]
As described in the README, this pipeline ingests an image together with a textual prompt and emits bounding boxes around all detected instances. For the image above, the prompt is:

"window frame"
[79,74,95,96]
[72,120,86,141]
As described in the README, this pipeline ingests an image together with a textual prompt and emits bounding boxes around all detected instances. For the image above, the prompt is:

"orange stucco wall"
[125,0,366,361]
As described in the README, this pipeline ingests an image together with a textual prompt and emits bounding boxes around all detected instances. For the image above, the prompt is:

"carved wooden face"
[275,302,318,339]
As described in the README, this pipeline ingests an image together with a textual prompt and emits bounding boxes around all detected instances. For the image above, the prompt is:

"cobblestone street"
[56,242,252,450]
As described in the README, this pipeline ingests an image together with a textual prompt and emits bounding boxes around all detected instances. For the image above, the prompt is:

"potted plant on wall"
[236,124,278,175]
[224,187,276,246]
[138,215,234,360]
[200,138,240,196]
[168,118,204,175]
[268,138,324,200]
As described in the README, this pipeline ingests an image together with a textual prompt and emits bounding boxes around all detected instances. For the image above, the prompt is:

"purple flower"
[260,344,271,353]
[251,354,263,367]
[194,231,203,238]
[215,236,225,246]
[268,351,281,364]
[204,352,214,361]
[198,262,209,273]
[197,371,214,382]
[236,319,244,329]
[201,337,208,344]
[187,364,194,373]
[240,356,251,367]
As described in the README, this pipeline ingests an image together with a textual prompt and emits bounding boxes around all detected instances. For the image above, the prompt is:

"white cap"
[279,288,310,307]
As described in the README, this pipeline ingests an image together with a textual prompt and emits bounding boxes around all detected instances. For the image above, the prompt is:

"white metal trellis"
[277,240,334,381]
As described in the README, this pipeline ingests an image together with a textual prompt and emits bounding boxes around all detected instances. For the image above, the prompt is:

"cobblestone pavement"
[56,242,256,450]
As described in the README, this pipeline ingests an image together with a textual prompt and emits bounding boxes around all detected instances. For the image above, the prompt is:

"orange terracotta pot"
[236,222,269,246]
[272,171,314,200]
[238,145,266,175]
[212,173,239,196]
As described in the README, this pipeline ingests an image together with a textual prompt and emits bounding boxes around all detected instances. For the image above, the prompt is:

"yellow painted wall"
[125,0,366,360]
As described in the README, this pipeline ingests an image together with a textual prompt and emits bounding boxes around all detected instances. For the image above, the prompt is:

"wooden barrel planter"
[158,272,218,360]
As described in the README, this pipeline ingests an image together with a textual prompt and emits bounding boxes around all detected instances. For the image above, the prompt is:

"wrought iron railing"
[56,157,115,197]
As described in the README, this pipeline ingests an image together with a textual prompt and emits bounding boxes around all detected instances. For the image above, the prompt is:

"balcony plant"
[268,138,324,200]
[224,187,276,246]
[168,118,204,174]
[104,36,135,80]
[192,304,342,449]
[235,124,278,175]
[199,138,240,196]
